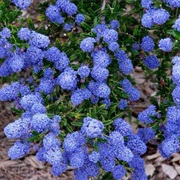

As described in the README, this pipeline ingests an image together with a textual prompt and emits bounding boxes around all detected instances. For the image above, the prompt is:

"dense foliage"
[1,0,180,179]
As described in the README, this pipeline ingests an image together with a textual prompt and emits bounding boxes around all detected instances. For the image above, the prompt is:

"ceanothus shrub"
[0,0,180,179]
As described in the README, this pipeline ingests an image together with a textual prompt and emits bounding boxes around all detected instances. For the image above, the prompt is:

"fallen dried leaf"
[145,164,155,176]
[171,153,180,162]
[173,162,180,175]
[162,164,178,179]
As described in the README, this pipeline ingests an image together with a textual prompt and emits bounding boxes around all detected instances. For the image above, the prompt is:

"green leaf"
[81,22,91,31]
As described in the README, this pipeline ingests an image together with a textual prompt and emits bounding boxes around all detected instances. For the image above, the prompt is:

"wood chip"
[0,160,18,168]
[146,151,160,160]
[25,156,45,169]
[171,153,180,162]
[162,164,178,179]
[173,162,180,175]
[145,164,155,176]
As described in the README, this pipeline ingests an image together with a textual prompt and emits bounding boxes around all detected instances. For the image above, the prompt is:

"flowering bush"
[1,0,180,179]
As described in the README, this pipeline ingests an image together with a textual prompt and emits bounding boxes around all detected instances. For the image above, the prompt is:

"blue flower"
[138,105,157,124]
[173,16,180,32]
[108,42,119,52]
[127,139,147,155]
[89,151,100,163]
[75,14,85,25]
[0,27,11,38]
[143,55,159,69]
[141,11,154,28]
[113,118,133,136]
[102,29,118,43]
[172,86,180,105]
[118,99,127,110]
[18,28,31,41]
[71,89,84,106]
[81,117,104,138]
[92,50,111,68]
[63,23,73,31]
[55,0,69,11]
[65,2,77,16]
[159,135,180,158]
[118,58,134,75]
[4,118,30,138]
[44,147,63,165]
[63,131,86,152]
[152,8,170,25]
[112,165,126,180]
[114,49,128,62]
[159,38,172,52]
[132,42,141,51]
[80,37,96,52]
[110,20,120,30]
[45,46,61,62]
[93,24,108,37]
[91,66,109,82]
[141,0,153,8]
[56,68,77,90]
[8,141,30,160]
[120,79,140,101]
[43,133,61,150]
[0,82,21,101]
[77,65,90,78]
[28,31,50,48]
[26,46,44,65]
[11,0,31,9]
[137,127,155,143]
[31,103,46,114]
[31,113,51,133]
[46,5,64,24]
[8,54,24,72]
[141,35,155,52]
[163,0,180,7]
[20,94,42,110]
[54,52,70,71]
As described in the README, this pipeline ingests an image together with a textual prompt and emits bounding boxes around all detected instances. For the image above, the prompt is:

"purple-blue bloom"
[77,65,90,78]
[110,20,120,30]
[102,29,118,43]
[143,55,159,69]
[18,28,31,41]
[46,5,64,24]
[11,0,31,9]
[80,37,96,52]
[159,38,172,52]
[75,14,85,25]
[173,16,180,32]
[141,35,155,52]
[0,27,11,38]
[138,105,157,124]
[0,82,20,101]
[8,141,30,160]
[81,117,104,138]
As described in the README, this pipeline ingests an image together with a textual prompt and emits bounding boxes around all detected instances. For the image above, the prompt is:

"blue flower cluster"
[173,16,180,32]
[11,0,32,9]
[138,105,157,124]
[156,56,180,157]
[46,0,85,32]
[120,79,140,102]
[158,38,172,52]
[163,0,180,8]
[141,3,170,28]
